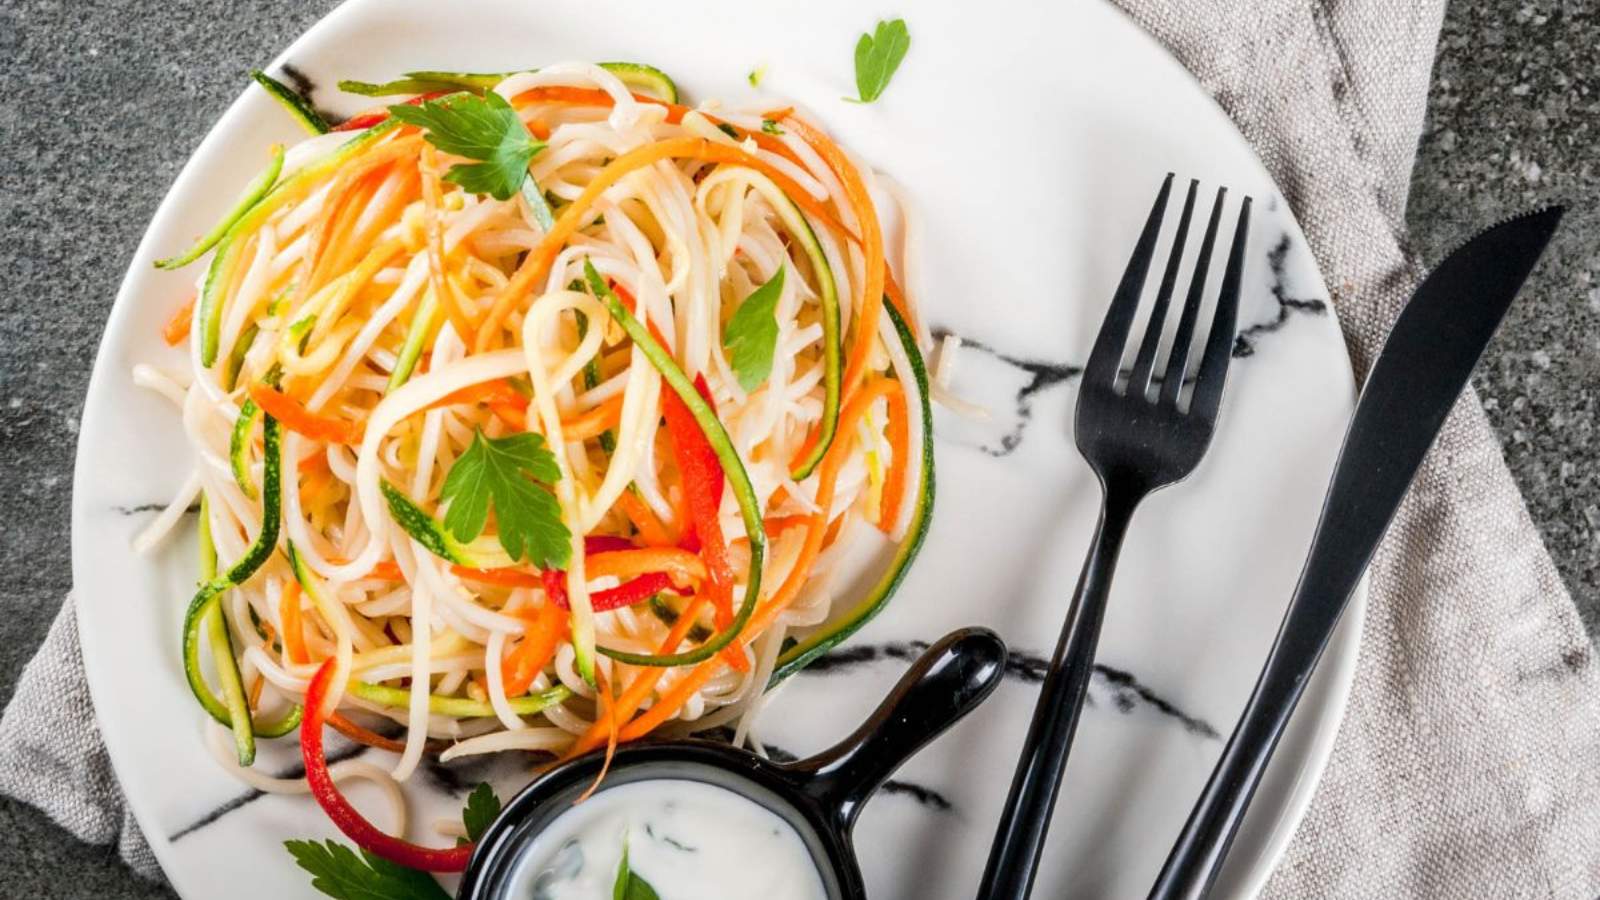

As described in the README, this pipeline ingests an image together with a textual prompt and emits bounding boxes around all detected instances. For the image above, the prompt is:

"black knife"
[1145,206,1565,899]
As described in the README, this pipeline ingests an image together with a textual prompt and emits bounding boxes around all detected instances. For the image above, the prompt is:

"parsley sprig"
[389,91,546,201]
[285,840,451,900]
[442,429,569,569]
[461,782,501,843]
[851,18,911,103]
[723,266,785,391]
[286,784,502,899]
[613,834,662,900]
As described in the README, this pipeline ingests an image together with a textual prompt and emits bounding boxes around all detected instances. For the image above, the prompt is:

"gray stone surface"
[1,1,335,895]
[0,0,1592,894]
[1406,0,1600,636]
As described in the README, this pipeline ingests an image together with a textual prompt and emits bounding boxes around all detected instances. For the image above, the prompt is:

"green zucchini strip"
[769,301,935,685]
[378,479,512,568]
[223,323,259,392]
[198,119,400,366]
[519,177,556,232]
[183,419,303,765]
[229,399,263,501]
[582,260,767,667]
[648,595,711,643]
[764,187,841,481]
[347,681,570,718]
[339,62,679,104]
[250,69,331,135]
[154,143,285,271]
[386,290,440,390]
[205,592,255,764]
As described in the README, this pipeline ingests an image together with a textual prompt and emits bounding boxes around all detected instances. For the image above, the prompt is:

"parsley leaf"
[852,18,911,103]
[723,266,785,391]
[462,782,501,843]
[285,839,451,900]
[612,836,662,900]
[440,429,569,568]
[760,118,785,136]
[388,91,546,201]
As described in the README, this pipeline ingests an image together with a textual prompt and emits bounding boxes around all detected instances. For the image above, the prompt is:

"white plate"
[71,1,1364,896]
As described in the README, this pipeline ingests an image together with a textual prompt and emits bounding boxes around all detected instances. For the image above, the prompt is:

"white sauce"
[508,778,828,900]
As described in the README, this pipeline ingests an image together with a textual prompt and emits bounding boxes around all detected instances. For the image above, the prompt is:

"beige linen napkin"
[1107,0,1600,896]
[3,1,1599,896]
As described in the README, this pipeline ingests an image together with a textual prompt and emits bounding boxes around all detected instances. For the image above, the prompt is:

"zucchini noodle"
[143,63,934,814]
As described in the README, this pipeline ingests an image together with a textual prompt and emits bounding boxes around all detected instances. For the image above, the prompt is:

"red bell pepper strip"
[332,92,451,133]
[300,659,473,872]
[663,374,735,629]
[545,571,672,613]
[453,566,669,613]
[583,535,636,554]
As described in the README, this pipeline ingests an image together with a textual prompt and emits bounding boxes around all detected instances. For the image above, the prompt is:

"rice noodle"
[140,68,925,819]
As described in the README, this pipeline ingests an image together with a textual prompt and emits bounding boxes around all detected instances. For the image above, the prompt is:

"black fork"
[976,174,1252,900]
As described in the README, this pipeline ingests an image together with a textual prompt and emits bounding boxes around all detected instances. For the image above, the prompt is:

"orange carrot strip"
[453,565,543,590]
[574,668,618,803]
[298,447,331,476]
[280,580,308,665]
[730,514,813,549]
[248,384,362,444]
[560,395,625,441]
[327,713,408,753]
[298,135,423,305]
[511,88,809,171]
[428,379,534,431]
[365,560,404,581]
[474,137,710,352]
[777,113,886,402]
[586,548,707,586]
[501,600,567,697]
[475,137,851,353]
[317,168,389,281]
[878,383,910,533]
[488,400,529,432]
[248,674,264,712]
[617,380,898,742]
[569,595,710,755]
[428,378,523,410]
[163,295,196,346]
[421,144,479,345]
[614,490,675,547]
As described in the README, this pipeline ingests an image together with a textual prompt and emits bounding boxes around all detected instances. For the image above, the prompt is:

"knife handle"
[1145,587,1346,900]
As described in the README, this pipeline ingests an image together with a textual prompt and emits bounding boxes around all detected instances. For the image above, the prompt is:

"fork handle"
[976,487,1141,900]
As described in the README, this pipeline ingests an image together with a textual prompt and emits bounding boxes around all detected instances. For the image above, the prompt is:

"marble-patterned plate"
[71,0,1364,897]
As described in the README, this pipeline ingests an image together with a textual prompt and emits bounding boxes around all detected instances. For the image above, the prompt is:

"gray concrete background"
[0,0,1593,894]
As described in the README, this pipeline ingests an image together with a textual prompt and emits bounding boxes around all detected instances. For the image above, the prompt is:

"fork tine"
[1128,179,1199,398]
[1186,196,1252,421]
[1158,187,1228,407]
[1084,173,1174,388]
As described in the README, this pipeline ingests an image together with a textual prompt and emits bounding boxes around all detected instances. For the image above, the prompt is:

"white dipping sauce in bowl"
[508,778,829,900]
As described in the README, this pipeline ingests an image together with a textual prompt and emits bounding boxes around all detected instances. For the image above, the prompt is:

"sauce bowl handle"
[786,627,1007,831]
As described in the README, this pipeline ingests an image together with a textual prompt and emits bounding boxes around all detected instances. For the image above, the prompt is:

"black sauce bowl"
[457,627,1007,899]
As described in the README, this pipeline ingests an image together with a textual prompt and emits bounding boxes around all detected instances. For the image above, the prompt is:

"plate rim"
[68,1,1369,895]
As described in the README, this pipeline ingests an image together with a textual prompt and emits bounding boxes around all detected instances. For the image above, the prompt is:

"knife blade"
[1146,205,1565,900]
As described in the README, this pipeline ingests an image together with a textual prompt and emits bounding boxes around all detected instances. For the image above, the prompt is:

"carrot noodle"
[281,579,309,665]
[614,489,675,546]
[146,66,921,813]
[164,295,196,346]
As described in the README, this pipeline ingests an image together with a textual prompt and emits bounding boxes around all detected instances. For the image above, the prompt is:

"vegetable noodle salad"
[137,61,933,871]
